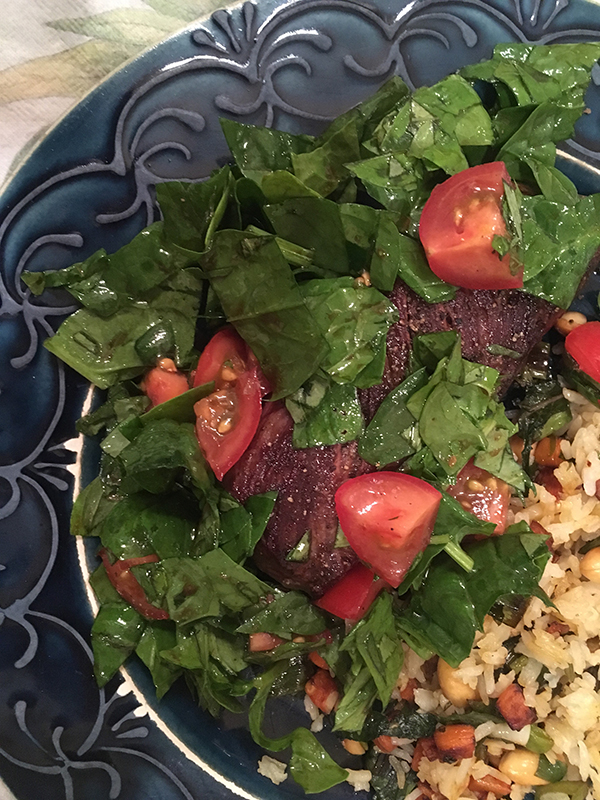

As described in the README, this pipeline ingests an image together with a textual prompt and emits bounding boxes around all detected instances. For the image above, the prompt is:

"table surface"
[0,0,224,189]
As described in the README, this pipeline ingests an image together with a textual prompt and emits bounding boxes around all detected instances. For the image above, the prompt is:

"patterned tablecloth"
[0,0,223,189]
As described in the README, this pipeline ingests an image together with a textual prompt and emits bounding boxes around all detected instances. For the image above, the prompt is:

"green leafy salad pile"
[23,43,600,796]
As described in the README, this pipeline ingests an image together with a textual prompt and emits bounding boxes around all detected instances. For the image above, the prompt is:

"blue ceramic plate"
[3,1,600,797]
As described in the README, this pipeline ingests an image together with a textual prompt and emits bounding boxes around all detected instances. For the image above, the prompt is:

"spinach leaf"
[341,593,402,708]
[220,119,314,183]
[518,380,571,473]
[563,365,600,405]
[398,493,495,595]
[163,549,271,624]
[346,151,429,227]
[96,489,200,560]
[334,594,402,734]
[397,528,551,666]
[264,196,351,274]
[402,333,525,488]
[201,229,328,399]
[249,661,348,793]
[237,591,327,638]
[219,491,277,564]
[162,621,249,715]
[116,419,209,493]
[22,223,199,317]
[91,602,146,686]
[358,368,427,466]
[291,117,361,197]
[388,228,456,303]
[333,664,378,736]
[300,277,398,385]
[44,279,203,388]
[286,374,364,448]
[156,167,232,251]
[141,382,214,425]
[520,193,600,309]
[361,706,437,741]
[71,476,120,539]
[136,622,181,699]
[367,75,492,170]
[461,42,600,109]
[498,102,581,192]
[260,170,320,202]
[397,76,493,173]
[367,750,418,800]
[328,76,411,148]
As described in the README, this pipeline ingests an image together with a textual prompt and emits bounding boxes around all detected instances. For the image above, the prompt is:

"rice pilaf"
[384,388,600,800]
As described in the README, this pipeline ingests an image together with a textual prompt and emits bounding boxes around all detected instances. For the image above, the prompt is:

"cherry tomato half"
[142,358,189,407]
[419,161,523,291]
[335,472,442,588]
[315,563,387,622]
[193,327,269,481]
[565,321,600,384]
[446,460,510,534]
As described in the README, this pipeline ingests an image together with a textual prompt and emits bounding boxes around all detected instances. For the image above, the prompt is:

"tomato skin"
[419,162,523,291]
[99,549,169,620]
[143,360,189,407]
[315,563,387,622]
[446,460,510,534]
[335,473,442,588]
[565,321,600,384]
[193,327,269,481]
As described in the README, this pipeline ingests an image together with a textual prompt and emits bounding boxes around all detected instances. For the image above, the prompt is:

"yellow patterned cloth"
[0,0,222,187]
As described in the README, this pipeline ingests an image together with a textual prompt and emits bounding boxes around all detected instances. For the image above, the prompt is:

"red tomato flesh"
[335,473,442,588]
[305,668,339,715]
[565,321,600,384]
[193,327,269,481]
[446,460,510,534]
[248,632,284,652]
[419,162,523,291]
[143,359,189,407]
[315,563,387,622]
[99,549,169,620]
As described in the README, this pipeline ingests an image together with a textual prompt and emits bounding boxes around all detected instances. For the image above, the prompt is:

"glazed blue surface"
[3,1,600,798]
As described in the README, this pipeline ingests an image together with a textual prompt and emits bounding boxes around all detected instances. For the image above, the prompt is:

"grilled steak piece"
[227,280,561,597]
[358,283,561,420]
[227,403,368,595]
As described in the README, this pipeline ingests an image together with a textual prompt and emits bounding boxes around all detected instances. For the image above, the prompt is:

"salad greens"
[21,41,600,796]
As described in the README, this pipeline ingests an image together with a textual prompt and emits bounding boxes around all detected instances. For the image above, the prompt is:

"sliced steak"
[227,403,368,595]
[227,280,561,597]
[358,282,561,420]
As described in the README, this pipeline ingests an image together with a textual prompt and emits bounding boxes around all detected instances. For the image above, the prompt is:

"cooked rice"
[346,769,372,792]
[394,388,600,800]
[257,755,288,785]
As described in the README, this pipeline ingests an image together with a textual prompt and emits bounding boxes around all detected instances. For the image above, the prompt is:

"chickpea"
[580,547,600,583]
[498,749,548,786]
[555,311,587,336]
[342,739,367,755]
[437,659,479,708]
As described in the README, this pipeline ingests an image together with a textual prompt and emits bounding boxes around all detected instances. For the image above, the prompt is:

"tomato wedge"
[446,460,510,534]
[193,327,269,480]
[335,473,442,588]
[99,549,168,620]
[142,358,189,407]
[315,563,387,622]
[419,161,523,290]
[565,321,600,384]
